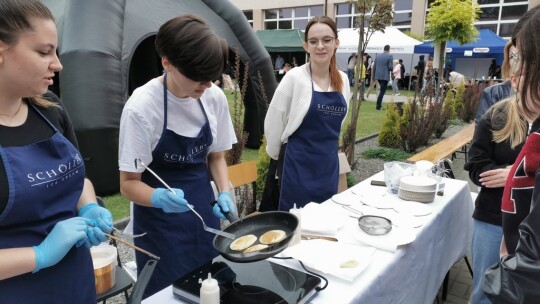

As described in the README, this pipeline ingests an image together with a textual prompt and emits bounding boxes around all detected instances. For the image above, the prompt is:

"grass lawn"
[104,87,395,220]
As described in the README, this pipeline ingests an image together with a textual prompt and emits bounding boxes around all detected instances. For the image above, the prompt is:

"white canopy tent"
[337,27,423,88]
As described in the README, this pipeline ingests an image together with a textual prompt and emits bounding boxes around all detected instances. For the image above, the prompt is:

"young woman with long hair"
[0,1,112,302]
[261,16,350,211]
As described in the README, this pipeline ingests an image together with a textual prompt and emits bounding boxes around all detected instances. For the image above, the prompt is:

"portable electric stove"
[172,256,321,304]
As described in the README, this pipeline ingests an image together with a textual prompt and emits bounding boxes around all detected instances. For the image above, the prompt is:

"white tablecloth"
[143,171,474,304]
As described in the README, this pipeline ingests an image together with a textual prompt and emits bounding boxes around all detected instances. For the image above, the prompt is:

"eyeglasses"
[307,36,335,47]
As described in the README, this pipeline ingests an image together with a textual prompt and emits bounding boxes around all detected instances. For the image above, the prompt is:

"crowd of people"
[2,0,540,302]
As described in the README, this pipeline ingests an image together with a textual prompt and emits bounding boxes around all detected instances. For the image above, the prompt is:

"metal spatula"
[135,159,235,240]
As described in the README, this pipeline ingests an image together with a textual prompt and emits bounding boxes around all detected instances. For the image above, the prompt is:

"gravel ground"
[105,123,465,303]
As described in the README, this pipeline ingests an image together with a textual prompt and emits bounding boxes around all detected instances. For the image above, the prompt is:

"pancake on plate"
[243,244,268,253]
[229,234,257,251]
[259,230,287,245]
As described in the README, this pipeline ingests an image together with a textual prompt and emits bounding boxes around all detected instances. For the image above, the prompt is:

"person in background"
[372,45,393,110]
[399,58,405,89]
[415,55,426,90]
[275,54,285,70]
[483,8,540,302]
[0,1,112,302]
[444,64,453,82]
[391,59,401,96]
[365,59,378,99]
[494,66,502,80]
[364,54,372,86]
[464,40,527,304]
[261,16,350,211]
[474,41,515,123]
[421,57,435,95]
[487,59,497,79]
[118,14,236,298]
[347,53,357,86]
[282,62,292,73]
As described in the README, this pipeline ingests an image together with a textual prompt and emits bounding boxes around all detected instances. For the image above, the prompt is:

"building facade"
[231,0,540,39]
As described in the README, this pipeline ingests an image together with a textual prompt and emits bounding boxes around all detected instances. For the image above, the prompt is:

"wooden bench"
[407,123,475,163]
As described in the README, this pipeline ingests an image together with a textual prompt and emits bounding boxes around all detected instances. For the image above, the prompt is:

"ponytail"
[330,53,343,93]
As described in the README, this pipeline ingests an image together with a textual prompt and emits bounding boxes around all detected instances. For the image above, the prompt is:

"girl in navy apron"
[261,16,350,211]
[118,15,237,299]
[0,2,112,303]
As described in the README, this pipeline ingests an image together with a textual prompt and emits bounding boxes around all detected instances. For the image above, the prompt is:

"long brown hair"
[304,16,343,93]
[516,8,540,119]
[0,0,58,108]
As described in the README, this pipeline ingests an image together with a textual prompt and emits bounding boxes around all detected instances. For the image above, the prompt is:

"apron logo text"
[163,144,207,163]
[27,154,83,187]
[317,104,346,116]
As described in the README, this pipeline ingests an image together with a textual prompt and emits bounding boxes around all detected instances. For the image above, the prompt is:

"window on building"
[395,0,413,11]
[243,11,253,28]
[476,24,498,33]
[393,0,412,30]
[500,5,527,20]
[477,0,499,4]
[499,22,516,37]
[335,3,373,29]
[475,1,527,38]
[478,7,499,21]
[263,5,324,30]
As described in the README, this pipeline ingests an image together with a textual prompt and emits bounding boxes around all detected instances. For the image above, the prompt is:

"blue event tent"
[414,29,507,78]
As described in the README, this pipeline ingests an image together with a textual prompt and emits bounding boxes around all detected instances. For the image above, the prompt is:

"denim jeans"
[347,69,354,86]
[471,219,502,304]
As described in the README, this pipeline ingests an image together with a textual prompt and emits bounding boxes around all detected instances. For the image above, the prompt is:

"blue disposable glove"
[213,192,237,221]
[33,217,92,272]
[78,202,113,247]
[151,188,191,213]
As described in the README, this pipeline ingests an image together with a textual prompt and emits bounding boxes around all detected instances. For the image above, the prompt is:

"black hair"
[384,45,390,51]
[155,14,228,82]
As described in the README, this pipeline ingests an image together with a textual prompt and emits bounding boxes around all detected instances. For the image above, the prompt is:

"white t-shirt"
[118,77,237,173]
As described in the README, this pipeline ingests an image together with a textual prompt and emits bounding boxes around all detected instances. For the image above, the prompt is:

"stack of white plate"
[398,176,438,203]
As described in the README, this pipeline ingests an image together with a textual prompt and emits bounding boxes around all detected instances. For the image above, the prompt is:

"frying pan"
[213,211,299,263]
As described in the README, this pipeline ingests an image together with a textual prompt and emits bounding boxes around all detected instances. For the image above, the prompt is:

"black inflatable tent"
[42,0,276,195]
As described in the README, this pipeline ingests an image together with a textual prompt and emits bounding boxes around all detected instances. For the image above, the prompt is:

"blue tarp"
[414,29,507,56]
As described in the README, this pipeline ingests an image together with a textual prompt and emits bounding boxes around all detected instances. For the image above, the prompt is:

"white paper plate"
[355,192,396,209]
[393,200,432,216]
[283,240,376,281]
[331,191,362,206]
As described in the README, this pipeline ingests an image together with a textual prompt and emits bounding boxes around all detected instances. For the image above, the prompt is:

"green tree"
[425,0,481,78]
[341,0,393,167]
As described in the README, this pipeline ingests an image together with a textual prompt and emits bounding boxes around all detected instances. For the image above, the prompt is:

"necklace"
[0,102,23,118]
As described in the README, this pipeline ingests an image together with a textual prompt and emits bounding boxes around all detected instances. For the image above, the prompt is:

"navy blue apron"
[134,73,218,298]
[0,103,94,303]
[279,64,347,211]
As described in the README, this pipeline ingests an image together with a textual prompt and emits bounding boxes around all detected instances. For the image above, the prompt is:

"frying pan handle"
[224,211,239,223]
[211,201,240,222]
